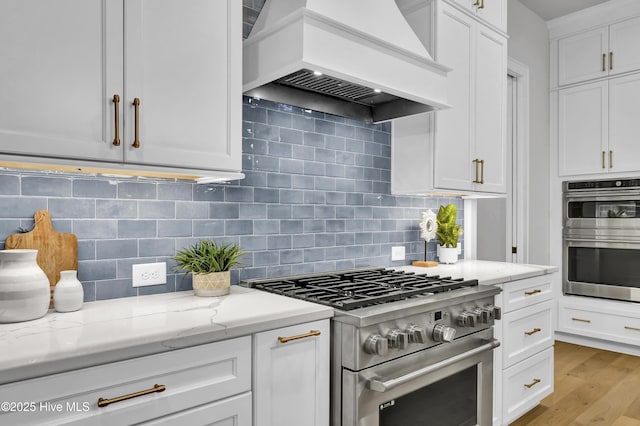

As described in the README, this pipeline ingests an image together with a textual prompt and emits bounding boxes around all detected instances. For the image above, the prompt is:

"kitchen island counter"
[395,259,558,285]
[0,286,333,385]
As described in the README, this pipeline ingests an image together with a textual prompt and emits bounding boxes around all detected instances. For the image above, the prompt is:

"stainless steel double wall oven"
[564,178,640,302]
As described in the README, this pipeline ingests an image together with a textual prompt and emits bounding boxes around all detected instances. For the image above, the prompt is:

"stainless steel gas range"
[245,268,502,426]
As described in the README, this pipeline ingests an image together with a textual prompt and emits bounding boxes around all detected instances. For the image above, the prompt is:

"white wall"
[507,0,550,264]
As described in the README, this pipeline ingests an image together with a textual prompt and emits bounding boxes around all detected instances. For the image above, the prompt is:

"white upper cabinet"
[448,0,506,32]
[0,0,242,177]
[558,16,640,87]
[0,0,123,162]
[393,0,507,196]
[558,73,640,176]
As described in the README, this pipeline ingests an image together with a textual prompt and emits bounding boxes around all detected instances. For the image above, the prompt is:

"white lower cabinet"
[140,393,252,426]
[494,274,555,425]
[0,336,252,425]
[558,296,640,346]
[253,319,330,426]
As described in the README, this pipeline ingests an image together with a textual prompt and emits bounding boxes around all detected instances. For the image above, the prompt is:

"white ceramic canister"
[0,249,50,323]
[53,270,84,313]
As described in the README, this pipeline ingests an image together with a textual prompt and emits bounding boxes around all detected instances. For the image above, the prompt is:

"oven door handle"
[367,339,500,393]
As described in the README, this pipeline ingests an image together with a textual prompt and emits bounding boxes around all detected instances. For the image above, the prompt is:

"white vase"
[53,270,84,312]
[437,246,459,264]
[0,249,50,323]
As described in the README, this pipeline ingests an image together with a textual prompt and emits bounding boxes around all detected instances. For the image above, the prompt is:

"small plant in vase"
[436,204,463,264]
[173,240,246,297]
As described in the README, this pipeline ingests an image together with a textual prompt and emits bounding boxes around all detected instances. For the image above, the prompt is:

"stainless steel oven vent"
[279,70,382,104]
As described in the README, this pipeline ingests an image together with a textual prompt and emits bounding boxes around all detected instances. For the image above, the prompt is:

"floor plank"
[509,341,640,426]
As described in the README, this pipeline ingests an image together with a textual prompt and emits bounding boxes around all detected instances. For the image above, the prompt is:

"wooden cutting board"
[5,210,78,306]
[411,261,439,267]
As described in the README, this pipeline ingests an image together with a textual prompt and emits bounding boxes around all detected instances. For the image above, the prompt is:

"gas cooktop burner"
[248,268,478,310]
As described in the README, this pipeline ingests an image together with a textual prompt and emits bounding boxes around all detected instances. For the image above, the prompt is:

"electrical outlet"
[132,262,167,287]
[391,246,406,261]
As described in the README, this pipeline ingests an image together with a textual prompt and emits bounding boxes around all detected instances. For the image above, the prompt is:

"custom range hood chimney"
[243,0,451,123]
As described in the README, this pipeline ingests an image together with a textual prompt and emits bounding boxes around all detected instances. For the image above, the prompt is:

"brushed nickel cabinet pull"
[479,159,485,184]
[602,53,606,72]
[524,378,541,389]
[624,326,640,332]
[610,51,613,70]
[472,159,479,183]
[610,150,613,168]
[98,384,165,408]
[524,327,541,336]
[524,289,541,296]
[602,151,606,169]
[132,98,141,148]
[278,330,321,344]
[112,95,121,146]
[572,317,591,323]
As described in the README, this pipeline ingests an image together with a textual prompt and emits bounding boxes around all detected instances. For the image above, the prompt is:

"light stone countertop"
[393,259,558,286]
[0,286,333,385]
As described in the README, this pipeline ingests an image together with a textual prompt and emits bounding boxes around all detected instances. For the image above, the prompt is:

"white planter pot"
[437,246,459,264]
[0,249,50,323]
[192,271,231,297]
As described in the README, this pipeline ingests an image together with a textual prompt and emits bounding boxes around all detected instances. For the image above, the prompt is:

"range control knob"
[485,304,502,320]
[432,323,456,343]
[474,307,491,323]
[406,324,426,344]
[387,329,409,350]
[363,334,389,356]
[458,311,477,328]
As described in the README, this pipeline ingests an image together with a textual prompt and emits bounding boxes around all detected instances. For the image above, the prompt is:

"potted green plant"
[173,240,246,297]
[436,204,463,264]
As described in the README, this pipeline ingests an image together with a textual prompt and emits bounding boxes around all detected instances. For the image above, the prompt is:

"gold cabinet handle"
[472,159,479,183]
[524,327,541,336]
[624,326,640,332]
[610,51,613,70]
[524,378,541,389]
[524,289,541,296]
[602,151,606,169]
[479,159,485,184]
[572,317,591,323]
[479,0,484,9]
[609,150,613,168]
[278,330,321,344]
[112,95,121,146]
[98,384,165,408]
[602,53,606,72]
[132,97,141,148]
[472,0,480,6]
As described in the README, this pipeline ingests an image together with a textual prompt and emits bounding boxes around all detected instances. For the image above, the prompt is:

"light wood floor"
[510,341,640,426]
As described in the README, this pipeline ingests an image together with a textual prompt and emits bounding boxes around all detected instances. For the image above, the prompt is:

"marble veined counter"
[0,286,333,385]
[394,259,558,285]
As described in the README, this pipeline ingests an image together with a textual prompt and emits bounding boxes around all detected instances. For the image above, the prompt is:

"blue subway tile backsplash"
[0,1,464,301]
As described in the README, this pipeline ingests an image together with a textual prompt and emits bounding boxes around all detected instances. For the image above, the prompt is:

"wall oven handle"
[367,339,500,393]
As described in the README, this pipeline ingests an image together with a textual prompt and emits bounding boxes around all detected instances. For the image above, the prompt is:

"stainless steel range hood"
[243,0,451,123]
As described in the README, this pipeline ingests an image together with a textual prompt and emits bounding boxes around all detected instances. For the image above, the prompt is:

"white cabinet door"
[558,81,608,176]
[124,0,241,172]
[0,0,123,162]
[475,0,506,32]
[253,320,330,426]
[558,27,608,86]
[433,5,475,192]
[474,27,507,193]
[609,73,640,174]
[141,392,252,426]
[609,16,640,76]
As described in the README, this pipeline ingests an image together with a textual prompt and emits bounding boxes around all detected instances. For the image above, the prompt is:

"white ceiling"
[520,0,613,21]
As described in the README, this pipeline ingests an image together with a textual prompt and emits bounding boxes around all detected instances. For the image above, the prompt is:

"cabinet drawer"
[0,336,251,425]
[141,391,252,426]
[502,346,554,425]
[502,300,553,368]
[559,302,640,345]
[501,275,553,313]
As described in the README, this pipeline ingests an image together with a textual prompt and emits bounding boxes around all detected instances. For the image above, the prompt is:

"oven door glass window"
[379,366,477,426]
[567,201,638,218]
[568,247,640,287]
